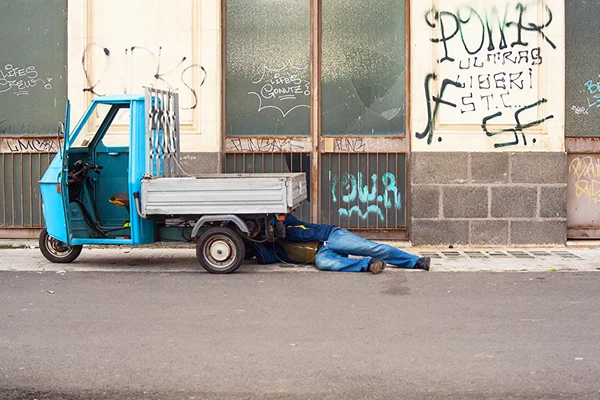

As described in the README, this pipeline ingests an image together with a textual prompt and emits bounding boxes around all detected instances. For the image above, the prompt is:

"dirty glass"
[322,1,406,136]
[71,103,112,148]
[226,0,310,136]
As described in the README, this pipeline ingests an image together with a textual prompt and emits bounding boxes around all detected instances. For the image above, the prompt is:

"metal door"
[565,0,600,238]
[224,0,409,238]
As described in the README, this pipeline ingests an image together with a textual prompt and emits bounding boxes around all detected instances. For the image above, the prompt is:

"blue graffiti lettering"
[339,205,385,221]
[331,172,402,221]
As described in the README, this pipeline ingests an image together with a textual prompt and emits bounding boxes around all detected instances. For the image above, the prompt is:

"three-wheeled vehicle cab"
[39,88,306,273]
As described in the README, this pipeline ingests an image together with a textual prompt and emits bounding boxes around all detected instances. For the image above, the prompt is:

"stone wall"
[411,152,567,246]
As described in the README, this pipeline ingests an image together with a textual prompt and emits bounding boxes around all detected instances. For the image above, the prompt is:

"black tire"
[39,228,83,263]
[196,226,245,274]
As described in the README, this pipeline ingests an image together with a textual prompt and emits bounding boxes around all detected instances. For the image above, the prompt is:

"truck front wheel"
[39,228,83,263]
[196,226,245,274]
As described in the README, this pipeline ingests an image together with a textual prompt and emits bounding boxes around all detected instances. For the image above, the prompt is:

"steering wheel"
[69,160,103,181]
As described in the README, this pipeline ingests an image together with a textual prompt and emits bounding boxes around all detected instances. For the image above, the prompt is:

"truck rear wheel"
[39,228,83,263]
[196,226,245,274]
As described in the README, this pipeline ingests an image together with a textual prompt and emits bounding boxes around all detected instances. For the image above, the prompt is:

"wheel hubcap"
[203,235,237,269]
[209,240,232,262]
[47,236,73,258]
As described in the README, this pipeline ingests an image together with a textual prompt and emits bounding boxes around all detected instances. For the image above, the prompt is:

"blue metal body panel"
[129,99,155,245]
[40,153,68,243]
[41,95,155,246]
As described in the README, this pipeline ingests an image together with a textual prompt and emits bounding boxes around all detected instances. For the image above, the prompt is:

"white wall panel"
[411,0,565,152]
[68,0,222,152]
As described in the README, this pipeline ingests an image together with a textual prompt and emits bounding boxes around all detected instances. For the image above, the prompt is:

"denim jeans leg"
[325,228,419,269]
[314,246,370,272]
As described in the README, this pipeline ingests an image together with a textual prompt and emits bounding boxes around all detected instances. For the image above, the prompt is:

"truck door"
[59,104,72,243]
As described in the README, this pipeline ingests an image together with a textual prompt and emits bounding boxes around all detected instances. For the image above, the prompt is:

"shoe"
[368,258,386,274]
[414,257,431,271]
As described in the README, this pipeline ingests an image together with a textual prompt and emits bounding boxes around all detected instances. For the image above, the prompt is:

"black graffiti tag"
[82,44,206,109]
[426,3,555,64]
[416,73,464,144]
[481,98,554,148]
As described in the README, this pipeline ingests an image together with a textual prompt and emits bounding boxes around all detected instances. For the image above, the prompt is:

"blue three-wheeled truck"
[39,88,306,273]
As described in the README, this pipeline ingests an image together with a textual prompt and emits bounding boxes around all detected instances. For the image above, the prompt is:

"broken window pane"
[226,0,311,136]
[322,1,406,136]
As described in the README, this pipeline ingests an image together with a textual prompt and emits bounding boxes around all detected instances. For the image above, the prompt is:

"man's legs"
[313,246,371,272]
[325,228,419,269]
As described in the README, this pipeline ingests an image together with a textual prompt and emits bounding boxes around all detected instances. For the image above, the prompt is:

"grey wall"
[411,152,567,246]
[180,152,221,175]
[0,0,67,136]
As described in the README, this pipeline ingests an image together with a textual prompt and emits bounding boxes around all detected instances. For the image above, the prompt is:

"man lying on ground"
[250,214,431,274]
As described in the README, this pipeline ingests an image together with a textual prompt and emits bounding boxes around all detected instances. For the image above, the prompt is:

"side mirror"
[57,121,65,137]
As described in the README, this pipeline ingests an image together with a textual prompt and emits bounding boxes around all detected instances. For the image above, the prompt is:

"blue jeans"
[314,228,420,272]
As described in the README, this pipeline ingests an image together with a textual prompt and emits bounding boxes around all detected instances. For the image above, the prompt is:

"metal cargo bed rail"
[144,87,181,178]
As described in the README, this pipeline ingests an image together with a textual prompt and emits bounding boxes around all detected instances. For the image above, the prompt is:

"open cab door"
[39,102,84,263]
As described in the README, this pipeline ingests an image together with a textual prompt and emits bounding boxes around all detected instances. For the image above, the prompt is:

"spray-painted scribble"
[330,172,402,221]
[0,137,62,153]
[227,137,306,152]
[416,73,464,144]
[481,98,554,148]
[582,78,600,109]
[0,64,53,96]
[571,105,589,115]
[82,44,205,109]
[569,156,600,204]
[248,62,310,117]
[417,2,556,147]
[425,3,555,64]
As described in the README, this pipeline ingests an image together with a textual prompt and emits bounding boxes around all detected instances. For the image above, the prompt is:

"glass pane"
[566,0,600,137]
[71,104,112,148]
[226,0,311,136]
[322,1,406,136]
[71,104,130,148]
[101,107,131,147]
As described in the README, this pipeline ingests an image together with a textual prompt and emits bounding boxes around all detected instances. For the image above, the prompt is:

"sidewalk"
[1,239,599,273]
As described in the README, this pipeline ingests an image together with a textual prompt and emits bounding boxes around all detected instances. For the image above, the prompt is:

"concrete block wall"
[411,152,567,246]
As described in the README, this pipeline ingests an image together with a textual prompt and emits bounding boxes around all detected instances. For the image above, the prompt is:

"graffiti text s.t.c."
[417,2,555,147]
[330,172,402,221]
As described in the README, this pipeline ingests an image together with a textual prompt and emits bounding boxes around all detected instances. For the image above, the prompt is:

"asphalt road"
[1,270,599,399]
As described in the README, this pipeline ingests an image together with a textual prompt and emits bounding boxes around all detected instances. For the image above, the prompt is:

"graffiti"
[330,172,401,221]
[0,64,53,96]
[82,44,206,109]
[333,138,366,152]
[227,138,307,152]
[571,105,589,115]
[582,78,600,109]
[481,99,554,148]
[416,73,464,144]
[417,2,556,147]
[425,3,555,64]
[248,62,310,117]
[569,156,600,204]
[0,137,62,153]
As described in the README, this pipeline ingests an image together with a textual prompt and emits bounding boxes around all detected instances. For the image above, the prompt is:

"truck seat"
[109,192,129,208]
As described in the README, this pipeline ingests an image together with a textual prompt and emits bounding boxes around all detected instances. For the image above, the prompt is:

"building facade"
[1,0,598,246]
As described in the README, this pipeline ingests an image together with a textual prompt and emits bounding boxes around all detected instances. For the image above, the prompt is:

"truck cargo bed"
[140,173,306,216]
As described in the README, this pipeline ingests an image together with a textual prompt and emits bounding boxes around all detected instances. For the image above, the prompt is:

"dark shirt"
[282,214,336,243]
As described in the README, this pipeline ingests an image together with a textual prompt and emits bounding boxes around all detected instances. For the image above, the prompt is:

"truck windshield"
[71,103,112,148]
[71,103,130,148]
